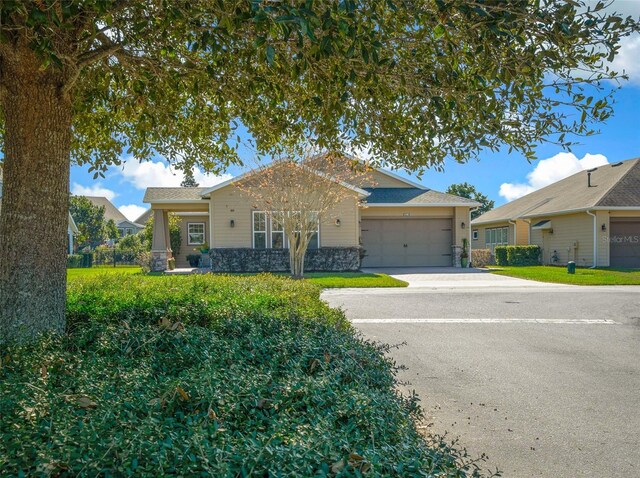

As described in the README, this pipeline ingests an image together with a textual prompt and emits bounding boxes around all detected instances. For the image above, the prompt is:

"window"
[252,211,320,249]
[472,230,478,240]
[187,223,205,245]
[485,226,508,251]
[252,212,267,249]
[271,214,285,249]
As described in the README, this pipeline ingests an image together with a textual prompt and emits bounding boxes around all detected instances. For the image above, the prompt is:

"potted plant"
[186,254,200,267]
[167,257,176,270]
[460,238,469,268]
[198,242,210,254]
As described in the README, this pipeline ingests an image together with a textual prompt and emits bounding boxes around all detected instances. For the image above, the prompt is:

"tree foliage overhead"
[446,182,495,219]
[1,0,637,174]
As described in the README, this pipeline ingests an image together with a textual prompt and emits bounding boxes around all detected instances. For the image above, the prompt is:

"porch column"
[151,209,170,271]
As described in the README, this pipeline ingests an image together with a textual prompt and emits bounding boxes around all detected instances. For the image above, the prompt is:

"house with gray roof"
[142,158,479,270]
[471,158,640,267]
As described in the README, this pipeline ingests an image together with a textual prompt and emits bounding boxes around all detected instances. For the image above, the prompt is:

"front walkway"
[362,266,566,288]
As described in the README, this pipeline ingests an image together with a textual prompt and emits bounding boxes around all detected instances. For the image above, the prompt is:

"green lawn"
[489,265,640,285]
[67,266,141,280]
[302,272,408,288]
[67,267,407,288]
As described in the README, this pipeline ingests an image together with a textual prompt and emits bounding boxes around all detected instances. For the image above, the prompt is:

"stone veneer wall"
[209,247,362,272]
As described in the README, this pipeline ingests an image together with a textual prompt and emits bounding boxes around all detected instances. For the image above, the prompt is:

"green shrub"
[1,275,481,476]
[66,254,84,268]
[494,246,508,265]
[495,245,541,266]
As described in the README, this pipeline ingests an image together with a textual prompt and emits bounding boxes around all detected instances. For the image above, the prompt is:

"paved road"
[322,284,640,477]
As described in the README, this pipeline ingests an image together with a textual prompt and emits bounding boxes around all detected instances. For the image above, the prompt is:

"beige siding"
[209,186,360,248]
[359,170,413,188]
[515,220,529,245]
[174,214,210,268]
[529,213,594,266]
[319,196,360,247]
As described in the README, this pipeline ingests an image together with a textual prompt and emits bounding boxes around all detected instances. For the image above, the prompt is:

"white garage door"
[361,218,453,267]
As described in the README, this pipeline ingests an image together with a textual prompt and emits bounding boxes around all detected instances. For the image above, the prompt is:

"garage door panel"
[610,220,640,268]
[361,218,453,267]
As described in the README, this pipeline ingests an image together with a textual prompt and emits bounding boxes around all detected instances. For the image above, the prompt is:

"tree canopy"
[1,1,637,173]
[446,183,495,219]
[69,195,109,249]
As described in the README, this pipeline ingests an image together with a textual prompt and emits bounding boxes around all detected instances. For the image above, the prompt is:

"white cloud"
[119,204,147,222]
[609,35,640,85]
[499,152,609,202]
[71,182,117,200]
[115,158,232,190]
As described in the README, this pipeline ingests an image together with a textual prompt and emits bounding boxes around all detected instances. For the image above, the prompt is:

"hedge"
[0,274,483,476]
[471,249,492,268]
[494,245,541,266]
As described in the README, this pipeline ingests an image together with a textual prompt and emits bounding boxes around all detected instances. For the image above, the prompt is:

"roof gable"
[472,158,640,225]
[82,196,128,223]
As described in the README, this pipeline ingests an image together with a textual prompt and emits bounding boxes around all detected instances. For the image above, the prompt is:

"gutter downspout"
[586,210,597,268]
[468,207,476,268]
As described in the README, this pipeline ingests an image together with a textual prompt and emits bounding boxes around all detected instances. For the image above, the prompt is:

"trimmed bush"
[495,245,541,266]
[471,249,492,268]
[0,274,480,476]
[494,246,508,266]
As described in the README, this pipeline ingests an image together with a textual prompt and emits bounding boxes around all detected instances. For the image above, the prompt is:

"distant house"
[472,158,640,268]
[135,208,153,225]
[82,196,144,237]
[0,168,77,253]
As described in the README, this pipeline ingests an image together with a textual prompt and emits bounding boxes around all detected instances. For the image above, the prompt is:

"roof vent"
[586,168,598,188]
[611,162,623,167]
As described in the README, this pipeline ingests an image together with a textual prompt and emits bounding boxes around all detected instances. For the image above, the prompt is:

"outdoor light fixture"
[461,222,466,229]
[601,223,606,232]
[335,218,341,227]
[230,219,235,228]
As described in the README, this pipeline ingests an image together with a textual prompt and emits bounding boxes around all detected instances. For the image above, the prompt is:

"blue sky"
[66,3,640,222]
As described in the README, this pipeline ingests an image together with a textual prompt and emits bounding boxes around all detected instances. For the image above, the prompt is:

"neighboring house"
[143,159,479,270]
[135,208,153,225]
[82,196,144,236]
[471,158,640,268]
[0,169,77,253]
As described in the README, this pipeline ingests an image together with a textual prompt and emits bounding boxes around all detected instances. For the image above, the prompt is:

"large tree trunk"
[0,45,72,343]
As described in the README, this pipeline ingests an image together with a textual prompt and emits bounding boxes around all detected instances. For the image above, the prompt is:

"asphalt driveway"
[322,271,640,477]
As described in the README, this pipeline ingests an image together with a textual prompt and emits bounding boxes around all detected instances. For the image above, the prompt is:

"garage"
[610,219,640,268]
[361,218,453,267]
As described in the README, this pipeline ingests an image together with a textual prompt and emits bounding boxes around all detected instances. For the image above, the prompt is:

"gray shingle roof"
[365,188,480,206]
[472,158,640,225]
[143,188,210,203]
[135,209,153,224]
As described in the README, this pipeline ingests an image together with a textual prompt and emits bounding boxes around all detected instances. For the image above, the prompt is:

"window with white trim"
[271,214,285,249]
[472,230,478,240]
[485,226,508,251]
[252,212,267,249]
[187,223,205,245]
[252,211,320,249]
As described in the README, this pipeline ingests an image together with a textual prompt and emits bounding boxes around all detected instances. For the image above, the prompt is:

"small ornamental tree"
[237,154,370,278]
[0,2,637,341]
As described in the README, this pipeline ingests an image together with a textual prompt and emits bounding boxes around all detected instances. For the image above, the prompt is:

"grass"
[67,267,407,288]
[301,272,408,288]
[489,265,640,285]
[67,265,141,280]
